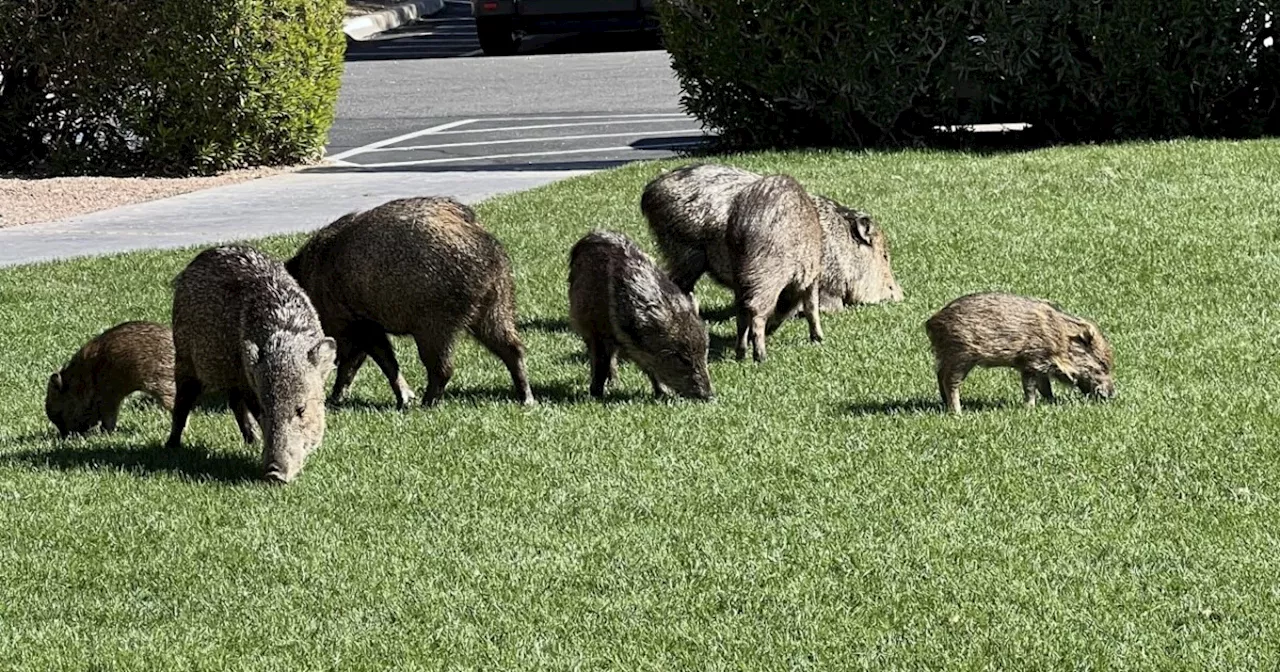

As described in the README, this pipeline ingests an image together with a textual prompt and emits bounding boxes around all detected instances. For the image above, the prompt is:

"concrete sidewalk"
[0,169,590,268]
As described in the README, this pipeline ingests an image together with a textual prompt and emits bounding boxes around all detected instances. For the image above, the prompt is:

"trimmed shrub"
[659,0,1280,149]
[0,0,345,175]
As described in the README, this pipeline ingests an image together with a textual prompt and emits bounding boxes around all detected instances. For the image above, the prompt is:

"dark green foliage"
[659,0,1280,149]
[0,0,345,175]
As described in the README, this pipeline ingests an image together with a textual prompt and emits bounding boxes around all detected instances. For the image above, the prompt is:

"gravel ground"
[0,166,298,228]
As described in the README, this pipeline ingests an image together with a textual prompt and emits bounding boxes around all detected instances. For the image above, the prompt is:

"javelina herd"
[43,163,1117,483]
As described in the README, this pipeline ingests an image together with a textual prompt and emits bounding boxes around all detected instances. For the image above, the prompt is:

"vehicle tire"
[476,17,521,56]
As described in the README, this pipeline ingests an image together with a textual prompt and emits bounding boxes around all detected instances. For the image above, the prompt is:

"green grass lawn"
[2,139,1279,670]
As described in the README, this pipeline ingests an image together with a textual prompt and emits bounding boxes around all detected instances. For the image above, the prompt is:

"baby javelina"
[167,245,336,484]
[45,321,176,438]
[726,174,824,362]
[925,292,1116,413]
[286,197,534,408]
[568,231,713,400]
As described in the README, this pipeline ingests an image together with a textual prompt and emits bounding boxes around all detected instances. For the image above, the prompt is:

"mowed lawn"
[2,140,1279,670]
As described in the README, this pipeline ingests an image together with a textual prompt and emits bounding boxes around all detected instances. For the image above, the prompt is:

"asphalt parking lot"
[335,2,711,171]
[327,112,708,170]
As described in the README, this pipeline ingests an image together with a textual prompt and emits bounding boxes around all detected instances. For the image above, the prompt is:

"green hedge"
[0,0,345,175]
[659,0,1280,148]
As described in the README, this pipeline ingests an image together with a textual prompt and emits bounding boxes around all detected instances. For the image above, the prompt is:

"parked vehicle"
[471,0,658,56]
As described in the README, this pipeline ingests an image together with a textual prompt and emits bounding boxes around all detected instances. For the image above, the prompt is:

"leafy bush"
[0,0,345,175]
[659,0,1280,148]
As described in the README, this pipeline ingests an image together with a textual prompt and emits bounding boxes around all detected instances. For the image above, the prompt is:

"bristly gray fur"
[640,163,903,308]
[167,245,335,483]
[568,230,712,400]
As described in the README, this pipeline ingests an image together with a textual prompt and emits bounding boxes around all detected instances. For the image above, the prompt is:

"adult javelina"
[167,246,336,484]
[285,197,533,408]
[45,321,176,438]
[925,292,1116,414]
[727,174,824,362]
[640,163,903,307]
[568,231,713,400]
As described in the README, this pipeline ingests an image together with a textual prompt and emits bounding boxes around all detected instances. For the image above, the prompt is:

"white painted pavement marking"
[477,112,689,122]
[362,130,707,153]
[351,141,708,168]
[422,118,700,136]
[327,119,478,161]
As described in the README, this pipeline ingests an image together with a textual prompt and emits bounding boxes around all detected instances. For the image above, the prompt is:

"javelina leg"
[329,337,367,404]
[1037,374,1055,403]
[667,249,707,295]
[648,373,671,399]
[415,330,457,407]
[471,306,535,406]
[100,402,121,433]
[936,363,969,414]
[588,338,617,399]
[802,282,823,344]
[750,314,769,363]
[735,304,752,361]
[357,329,414,409]
[164,374,203,450]
[765,290,800,336]
[229,390,259,444]
[1020,371,1040,408]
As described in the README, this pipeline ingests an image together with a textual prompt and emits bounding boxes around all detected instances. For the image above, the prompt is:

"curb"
[344,0,445,40]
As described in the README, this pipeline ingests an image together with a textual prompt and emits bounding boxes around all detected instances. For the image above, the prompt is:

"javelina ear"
[48,372,64,394]
[309,338,337,369]
[243,341,261,368]
[1071,323,1095,346]
[851,214,874,246]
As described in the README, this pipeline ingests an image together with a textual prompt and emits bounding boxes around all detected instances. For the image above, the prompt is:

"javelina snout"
[45,321,176,438]
[247,337,336,484]
[568,231,713,401]
[925,292,1115,413]
[813,197,904,307]
[727,174,824,363]
[287,197,534,408]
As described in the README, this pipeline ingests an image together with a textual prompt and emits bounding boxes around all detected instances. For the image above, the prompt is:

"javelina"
[568,230,713,400]
[45,321,176,438]
[727,174,824,362]
[167,245,336,484]
[925,292,1116,413]
[640,163,904,307]
[286,197,533,408]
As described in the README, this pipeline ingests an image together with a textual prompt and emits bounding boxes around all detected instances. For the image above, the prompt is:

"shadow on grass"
[845,397,1014,416]
[520,317,572,334]
[3,440,262,484]
[700,304,736,324]
[444,381,588,406]
[329,396,404,413]
[708,332,741,363]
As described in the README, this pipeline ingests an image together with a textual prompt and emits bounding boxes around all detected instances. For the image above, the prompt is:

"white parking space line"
[476,113,690,122]
[426,118,700,136]
[327,119,478,161]
[364,130,706,153]
[352,141,707,168]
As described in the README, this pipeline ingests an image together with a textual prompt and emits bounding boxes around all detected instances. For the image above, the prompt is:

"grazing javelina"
[286,197,533,407]
[45,321,176,438]
[568,231,713,400]
[727,174,824,362]
[167,246,336,484]
[640,163,903,307]
[925,292,1116,414]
